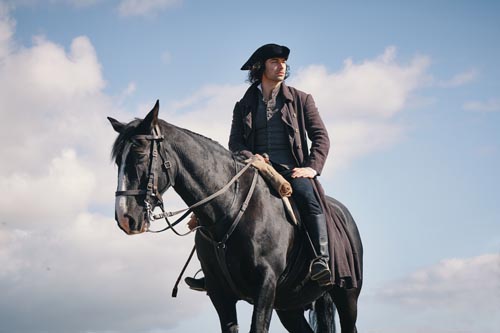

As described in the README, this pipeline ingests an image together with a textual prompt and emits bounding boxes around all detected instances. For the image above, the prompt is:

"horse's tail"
[309,291,336,333]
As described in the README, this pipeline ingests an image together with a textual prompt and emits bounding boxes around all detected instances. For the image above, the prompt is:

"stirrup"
[184,276,207,292]
[310,258,331,281]
[316,274,334,288]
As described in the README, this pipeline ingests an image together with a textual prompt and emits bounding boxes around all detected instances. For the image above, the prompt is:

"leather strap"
[198,169,259,301]
[115,189,147,196]
[218,168,258,246]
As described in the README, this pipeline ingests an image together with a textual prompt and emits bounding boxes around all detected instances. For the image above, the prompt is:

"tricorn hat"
[240,43,290,70]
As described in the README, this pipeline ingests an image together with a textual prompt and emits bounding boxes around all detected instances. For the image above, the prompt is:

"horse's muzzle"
[115,213,148,235]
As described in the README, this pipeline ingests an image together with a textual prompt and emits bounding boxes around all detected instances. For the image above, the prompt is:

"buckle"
[164,161,172,169]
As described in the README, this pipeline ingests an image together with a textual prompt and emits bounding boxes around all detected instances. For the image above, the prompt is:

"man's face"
[262,57,287,83]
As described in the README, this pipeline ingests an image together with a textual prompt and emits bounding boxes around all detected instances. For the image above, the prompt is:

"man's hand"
[187,213,199,230]
[254,153,270,163]
[291,167,317,179]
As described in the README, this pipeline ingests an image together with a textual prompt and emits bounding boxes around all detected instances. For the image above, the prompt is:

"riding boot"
[184,276,206,292]
[305,214,333,286]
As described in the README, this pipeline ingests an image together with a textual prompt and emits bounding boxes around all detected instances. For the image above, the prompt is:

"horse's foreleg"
[208,292,239,333]
[276,308,313,333]
[250,274,277,333]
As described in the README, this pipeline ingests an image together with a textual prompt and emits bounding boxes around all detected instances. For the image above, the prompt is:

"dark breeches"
[278,168,322,216]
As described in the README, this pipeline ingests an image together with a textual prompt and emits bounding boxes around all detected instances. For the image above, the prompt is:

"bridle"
[114,124,176,230]
[114,123,257,236]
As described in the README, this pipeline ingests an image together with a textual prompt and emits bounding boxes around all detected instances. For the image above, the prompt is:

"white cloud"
[5,0,179,15]
[121,80,136,96]
[0,1,14,60]
[164,83,247,147]
[5,0,106,9]
[0,211,203,333]
[290,46,430,120]
[328,121,404,169]
[362,254,500,333]
[463,98,500,112]
[375,254,500,316]
[51,0,104,7]
[288,47,430,170]
[0,34,105,114]
[438,68,478,87]
[0,149,96,227]
[378,254,500,305]
[117,0,181,17]
[0,28,119,205]
[0,1,112,234]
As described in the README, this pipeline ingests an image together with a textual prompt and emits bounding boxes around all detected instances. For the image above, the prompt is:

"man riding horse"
[186,43,334,290]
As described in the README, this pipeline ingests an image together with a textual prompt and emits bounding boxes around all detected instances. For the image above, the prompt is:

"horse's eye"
[134,152,148,163]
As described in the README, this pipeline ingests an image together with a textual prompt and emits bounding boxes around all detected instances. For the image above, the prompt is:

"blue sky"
[0,1,499,332]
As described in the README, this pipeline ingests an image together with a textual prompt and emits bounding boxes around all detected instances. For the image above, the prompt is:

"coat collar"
[281,82,294,102]
[240,81,294,107]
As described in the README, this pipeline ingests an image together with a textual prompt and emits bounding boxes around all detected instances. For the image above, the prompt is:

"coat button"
[295,128,299,133]
[293,113,296,117]
[297,144,301,149]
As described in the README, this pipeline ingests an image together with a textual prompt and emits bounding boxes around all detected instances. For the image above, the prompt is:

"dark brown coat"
[228,82,330,175]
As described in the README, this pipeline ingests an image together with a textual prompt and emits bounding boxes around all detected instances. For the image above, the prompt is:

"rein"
[115,123,257,236]
[148,155,256,235]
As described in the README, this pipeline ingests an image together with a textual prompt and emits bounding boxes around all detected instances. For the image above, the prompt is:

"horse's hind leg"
[313,292,336,333]
[330,286,361,333]
[276,308,313,333]
[209,292,239,333]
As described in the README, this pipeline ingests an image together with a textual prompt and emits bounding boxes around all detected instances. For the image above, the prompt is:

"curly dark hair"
[247,61,290,84]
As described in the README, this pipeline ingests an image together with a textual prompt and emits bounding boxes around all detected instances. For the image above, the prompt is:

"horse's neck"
[167,130,237,223]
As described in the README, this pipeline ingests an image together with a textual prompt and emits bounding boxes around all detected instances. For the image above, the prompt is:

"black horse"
[108,101,363,333]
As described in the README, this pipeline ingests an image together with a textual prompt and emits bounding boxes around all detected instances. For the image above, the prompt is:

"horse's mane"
[111,118,237,163]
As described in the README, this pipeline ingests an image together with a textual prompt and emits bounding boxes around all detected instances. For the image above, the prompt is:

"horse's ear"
[141,100,160,130]
[108,117,125,133]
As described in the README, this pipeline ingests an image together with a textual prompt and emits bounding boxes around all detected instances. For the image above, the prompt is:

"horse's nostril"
[115,214,131,234]
[125,214,145,234]
[125,214,135,230]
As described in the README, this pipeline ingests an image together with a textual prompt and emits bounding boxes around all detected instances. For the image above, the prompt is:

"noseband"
[115,124,174,223]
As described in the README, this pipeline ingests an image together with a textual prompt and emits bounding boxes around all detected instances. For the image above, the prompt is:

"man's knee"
[291,179,322,215]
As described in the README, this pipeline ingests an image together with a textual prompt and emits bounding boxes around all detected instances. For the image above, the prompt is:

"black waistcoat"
[254,88,296,168]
